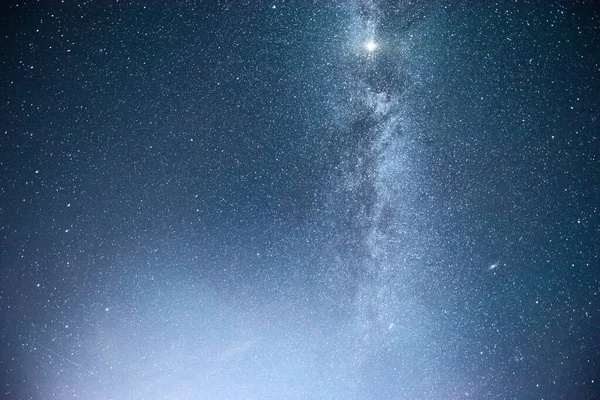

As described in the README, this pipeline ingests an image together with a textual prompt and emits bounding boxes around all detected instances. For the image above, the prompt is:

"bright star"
[364,40,378,52]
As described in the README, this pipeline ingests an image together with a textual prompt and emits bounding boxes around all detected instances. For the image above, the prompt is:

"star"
[364,40,378,52]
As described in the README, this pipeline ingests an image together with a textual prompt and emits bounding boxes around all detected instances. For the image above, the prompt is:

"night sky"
[1,1,599,399]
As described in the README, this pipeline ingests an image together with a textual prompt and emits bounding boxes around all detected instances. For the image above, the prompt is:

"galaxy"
[1,1,599,399]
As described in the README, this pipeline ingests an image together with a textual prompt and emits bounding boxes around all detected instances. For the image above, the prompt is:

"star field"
[1,1,599,399]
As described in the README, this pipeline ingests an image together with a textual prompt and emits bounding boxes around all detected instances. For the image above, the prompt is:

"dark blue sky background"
[1,1,598,399]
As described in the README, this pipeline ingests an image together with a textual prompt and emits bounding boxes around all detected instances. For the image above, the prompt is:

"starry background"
[1,1,599,399]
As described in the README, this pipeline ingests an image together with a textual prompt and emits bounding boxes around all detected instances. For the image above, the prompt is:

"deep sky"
[1,1,599,399]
